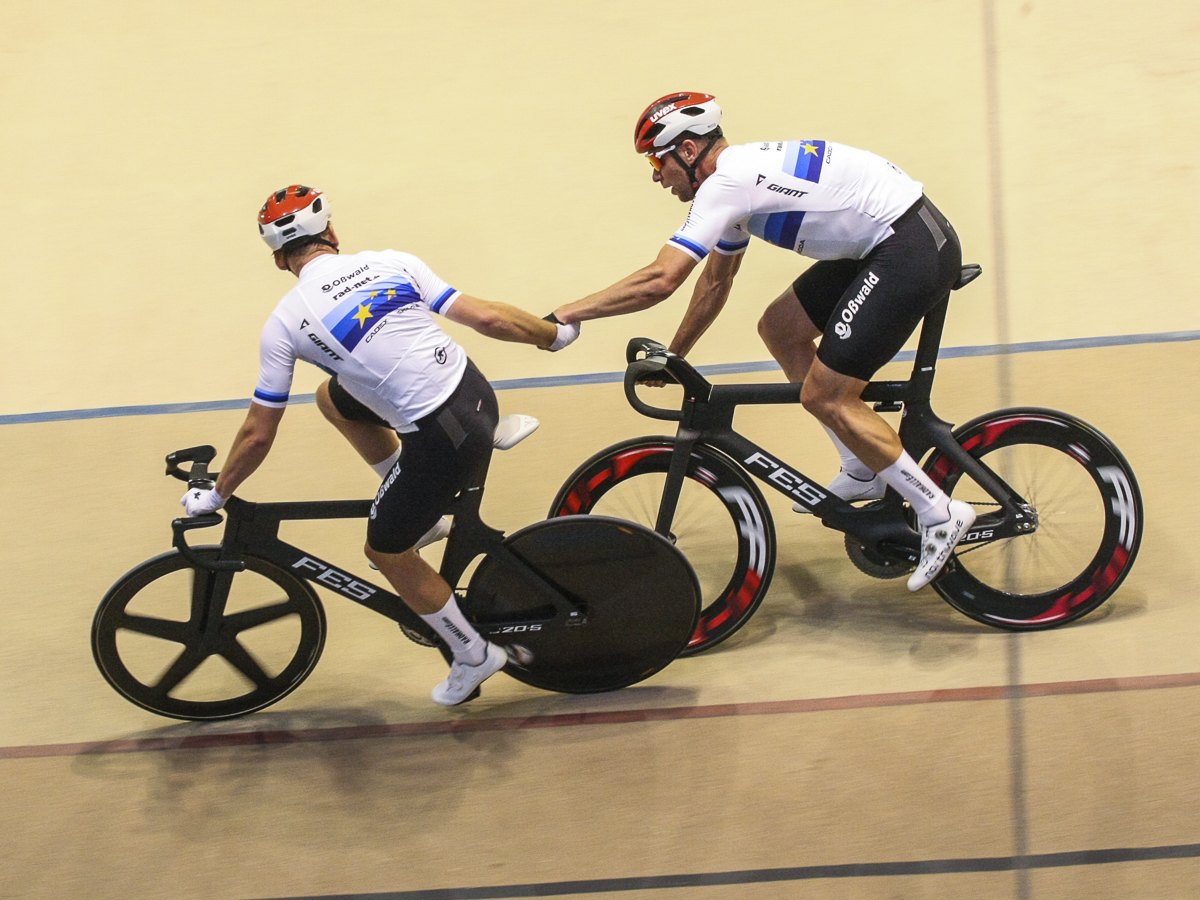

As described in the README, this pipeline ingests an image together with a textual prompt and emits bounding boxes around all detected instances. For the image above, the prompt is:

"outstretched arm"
[444,295,559,348]
[552,244,698,325]
[667,250,743,357]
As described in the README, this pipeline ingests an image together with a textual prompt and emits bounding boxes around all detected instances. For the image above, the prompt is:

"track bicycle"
[92,417,701,721]
[551,264,1143,653]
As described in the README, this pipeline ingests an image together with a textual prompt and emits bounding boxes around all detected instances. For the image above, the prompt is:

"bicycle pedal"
[506,643,534,668]
[462,685,482,703]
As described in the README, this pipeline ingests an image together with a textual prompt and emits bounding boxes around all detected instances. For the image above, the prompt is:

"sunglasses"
[646,145,677,172]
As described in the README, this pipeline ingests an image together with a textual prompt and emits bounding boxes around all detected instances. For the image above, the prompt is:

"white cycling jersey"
[253,250,467,432]
[668,140,923,263]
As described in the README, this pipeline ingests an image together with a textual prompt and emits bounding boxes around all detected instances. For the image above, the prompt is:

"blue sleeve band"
[430,286,457,313]
[716,238,751,252]
[253,388,289,403]
[668,235,709,260]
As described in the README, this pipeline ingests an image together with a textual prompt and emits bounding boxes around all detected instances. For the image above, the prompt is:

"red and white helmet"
[257,185,331,251]
[634,92,722,156]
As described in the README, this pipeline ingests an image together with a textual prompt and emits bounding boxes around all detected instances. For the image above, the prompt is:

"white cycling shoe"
[793,470,887,514]
[907,499,976,592]
[432,642,508,706]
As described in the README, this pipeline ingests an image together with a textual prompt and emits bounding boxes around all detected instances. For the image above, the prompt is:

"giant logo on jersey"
[755,174,809,197]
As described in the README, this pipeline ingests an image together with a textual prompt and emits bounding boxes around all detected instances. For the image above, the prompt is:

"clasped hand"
[180,485,225,517]
[541,313,580,352]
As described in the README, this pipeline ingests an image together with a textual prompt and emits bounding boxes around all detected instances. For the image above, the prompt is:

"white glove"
[545,315,580,352]
[181,485,225,516]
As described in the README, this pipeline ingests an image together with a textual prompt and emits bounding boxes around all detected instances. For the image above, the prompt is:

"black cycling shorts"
[327,376,390,428]
[331,361,499,554]
[792,195,963,381]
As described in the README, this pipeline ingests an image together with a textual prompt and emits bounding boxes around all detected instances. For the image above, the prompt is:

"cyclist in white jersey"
[553,93,974,591]
[181,185,579,705]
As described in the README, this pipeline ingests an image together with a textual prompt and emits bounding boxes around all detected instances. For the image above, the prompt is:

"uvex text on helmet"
[634,92,722,155]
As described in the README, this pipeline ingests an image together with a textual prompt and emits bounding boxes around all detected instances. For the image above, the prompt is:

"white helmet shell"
[257,185,331,252]
[634,92,723,155]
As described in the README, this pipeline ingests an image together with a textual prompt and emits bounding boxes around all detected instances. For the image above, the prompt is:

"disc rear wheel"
[464,516,700,693]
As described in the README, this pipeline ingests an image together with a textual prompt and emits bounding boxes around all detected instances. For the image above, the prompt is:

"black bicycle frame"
[167,449,584,652]
[625,291,1035,564]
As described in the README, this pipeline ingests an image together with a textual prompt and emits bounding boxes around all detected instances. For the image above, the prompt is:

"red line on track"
[5,671,1200,760]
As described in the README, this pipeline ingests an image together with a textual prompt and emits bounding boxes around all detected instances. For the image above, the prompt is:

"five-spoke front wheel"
[92,548,326,720]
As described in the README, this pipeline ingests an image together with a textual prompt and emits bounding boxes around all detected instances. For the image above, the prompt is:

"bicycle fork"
[653,428,702,538]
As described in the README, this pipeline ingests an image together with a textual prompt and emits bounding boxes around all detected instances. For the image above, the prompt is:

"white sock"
[823,424,875,481]
[879,451,950,522]
[370,447,402,479]
[420,594,487,665]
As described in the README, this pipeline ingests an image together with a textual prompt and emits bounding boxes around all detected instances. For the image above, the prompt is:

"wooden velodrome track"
[2,2,1199,898]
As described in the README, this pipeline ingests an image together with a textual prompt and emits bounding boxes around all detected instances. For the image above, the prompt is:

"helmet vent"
[274,214,296,227]
[645,123,665,141]
[296,186,310,197]
[274,189,287,203]
[312,197,323,214]
[282,227,297,236]
[680,107,705,117]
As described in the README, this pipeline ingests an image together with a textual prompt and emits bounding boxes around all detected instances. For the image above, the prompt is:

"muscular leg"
[367,541,505,702]
[316,379,399,467]
[758,284,822,383]
[761,284,881,497]
[363,543,451,615]
[799,358,903,472]
[318,379,448,543]
[802,356,977,592]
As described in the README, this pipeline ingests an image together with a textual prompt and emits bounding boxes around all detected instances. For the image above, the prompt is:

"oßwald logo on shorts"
[834,270,880,339]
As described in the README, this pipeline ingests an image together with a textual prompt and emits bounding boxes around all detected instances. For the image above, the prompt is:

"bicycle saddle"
[953,264,982,291]
[493,414,539,450]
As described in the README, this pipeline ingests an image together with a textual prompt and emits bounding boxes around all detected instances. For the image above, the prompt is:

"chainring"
[844,532,915,579]
[398,623,438,647]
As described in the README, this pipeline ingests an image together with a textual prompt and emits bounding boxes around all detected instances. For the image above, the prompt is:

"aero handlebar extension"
[164,445,245,572]
[623,337,714,422]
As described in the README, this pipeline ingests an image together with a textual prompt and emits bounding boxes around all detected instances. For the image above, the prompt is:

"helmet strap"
[671,136,717,190]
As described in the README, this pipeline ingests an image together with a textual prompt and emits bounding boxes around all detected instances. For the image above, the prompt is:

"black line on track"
[256,843,1200,899]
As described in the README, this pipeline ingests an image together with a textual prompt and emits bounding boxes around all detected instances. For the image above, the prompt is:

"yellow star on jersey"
[802,142,819,156]
[353,303,374,327]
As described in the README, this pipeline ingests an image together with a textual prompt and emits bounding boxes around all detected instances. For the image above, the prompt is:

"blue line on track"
[3,330,1198,427]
